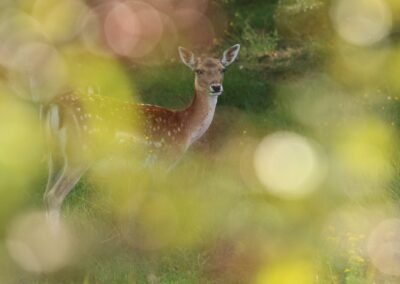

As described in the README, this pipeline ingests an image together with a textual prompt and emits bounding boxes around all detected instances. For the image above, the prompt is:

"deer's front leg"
[165,145,188,173]
[43,128,88,227]
[44,164,87,227]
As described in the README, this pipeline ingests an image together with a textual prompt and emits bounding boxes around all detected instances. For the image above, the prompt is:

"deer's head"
[179,44,240,97]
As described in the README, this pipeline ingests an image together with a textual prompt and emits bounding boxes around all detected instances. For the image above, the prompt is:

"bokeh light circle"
[253,132,325,199]
[8,41,67,102]
[331,0,392,46]
[80,7,112,57]
[158,13,179,57]
[177,0,209,13]
[104,2,141,56]
[0,11,44,69]
[6,211,74,273]
[173,9,215,47]
[368,218,400,276]
[32,0,89,42]
[104,1,163,58]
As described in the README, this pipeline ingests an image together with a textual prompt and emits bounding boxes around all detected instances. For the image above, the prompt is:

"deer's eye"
[221,69,226,74]
[195,70,204,75]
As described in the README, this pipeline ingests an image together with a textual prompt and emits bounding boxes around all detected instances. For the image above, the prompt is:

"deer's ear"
[221,44,240,67]
[178,47,196,70]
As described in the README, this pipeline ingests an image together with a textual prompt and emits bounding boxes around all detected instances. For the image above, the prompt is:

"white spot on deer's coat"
[115,131,144,144]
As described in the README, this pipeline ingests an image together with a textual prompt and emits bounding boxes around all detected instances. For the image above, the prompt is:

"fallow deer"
[42,44,240,223]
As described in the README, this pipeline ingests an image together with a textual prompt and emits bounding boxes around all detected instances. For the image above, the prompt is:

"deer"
[42,44,241,225]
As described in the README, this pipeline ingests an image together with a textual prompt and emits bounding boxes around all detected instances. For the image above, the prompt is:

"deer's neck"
[181,88,218,148]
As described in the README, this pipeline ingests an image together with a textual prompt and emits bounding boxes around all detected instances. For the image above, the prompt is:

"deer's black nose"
[211,85,221,93]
